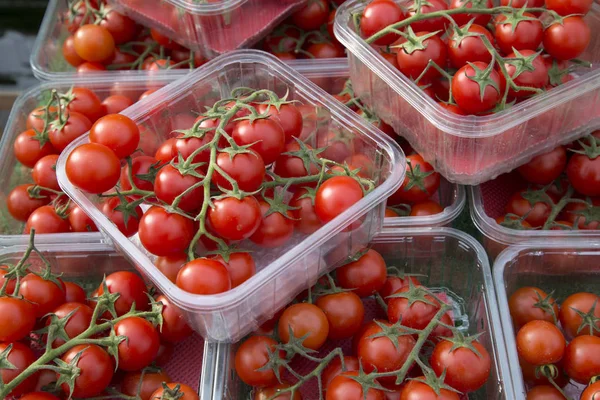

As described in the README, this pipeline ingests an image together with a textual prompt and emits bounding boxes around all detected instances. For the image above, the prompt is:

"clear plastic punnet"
[296,59,466,228]
[469,181,600,259]
[209,228,513,399]
[0,242,214,399]
[56,50,405,343]
[494,241,600,398]
[109,0,306,58]
[334,0,600,185]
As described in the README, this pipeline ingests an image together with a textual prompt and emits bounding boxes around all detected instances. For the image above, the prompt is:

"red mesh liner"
[480,172,529,218]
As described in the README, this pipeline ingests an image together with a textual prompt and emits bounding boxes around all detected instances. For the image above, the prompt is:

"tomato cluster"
[0,234,196,399]
[334,80,445,218]
[64,88,373,296]
[360,0,592,115]
[7,85,160,235]
[234,247,492,399]
[61,0,205,73]
[493,131,600,231]
[260,0,346,60]
[509,287,600,399]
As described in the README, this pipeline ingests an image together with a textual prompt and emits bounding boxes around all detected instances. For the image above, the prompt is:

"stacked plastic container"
[494,240,600,398]
[209,228,514,399]
[56,50,405,342]
[0,242,214,398]
[334,0,600,185]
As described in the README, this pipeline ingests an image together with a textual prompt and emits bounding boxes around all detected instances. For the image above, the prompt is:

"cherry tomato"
[155,138,178,165]
[326,371,385,400]
[388,154,440,205]
[396,32,447,80]
[150,29,183,50]
[430,338,491,393]
[517,146,566,185]
[232,119,286,165]
[400,378,460,400]
[581,381,600,400]
[14,129,57,168]
[101,195,142,237]
[336,249,387,298]
[448,24,493,69]
[27,105,57,131]
[98,271,149,316]
[388,285,441,330]
[77,61,107,73]
[562,334,600,384]
[20,393,61,400]
[114,316,160,371]
[508,286,559,328]
[360,0,406,45]
[559,292,600,338]
[450,0,493,26]
[316,291,365,340]
[213,150,266,192]
[526,386,566,400]
[494,12,543,55]
[207,196,262,241]
[67,87,104,123]
[68,204,98,232]
[543,17,591,61]
[48,110,92,152]
[0,297,36,342]
[7,184,51,222]
[290,188,322,234]
[254,382,302,400]
[102,94,134,114]
[154,164,204,213]
[561,198,600,230]
[120,155,157,192]
[138,206,195,256]
[278,303,330,350]
[322,356,360,393]
[407,0,449,32]
[567,147,600,197]
[410,200,444,216]
[156,294,192,343]
[505,190,555,228]
[378,275,422,303]
[274,141,320,182]
[175,132,215,165]
[64,281,87,303]
[250,200,295,248]
[74,24,115,63]
[121,370,172,400]
[546,0,593,15]
[20,272,66,317]
[0,267,16,295]
[452,61,501,114]
[58,344,113,398]
[32,154,60,191]
[89,114,140,159]
[357,321,416,384]
[516,320,565,366]
[46,302,93,347]
[25,205,71,234]
[315,176,364,224]
[66,143,121,194]
[156,254,187,283]
[0,342,37,396]
[256,103,303,141]
[176,258,232,295]
[62,35,83,67]
[212,252,256,289]
[235,335,283,387]
[502,50,548,98]
[306,42,346,59]
[150,383,199,400]
[291,0,329,31]
[99,7,137,44]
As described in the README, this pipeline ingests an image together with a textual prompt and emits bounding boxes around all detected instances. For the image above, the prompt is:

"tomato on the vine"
[156,254,187,283]
[516,320,566,366]
[212,150,266,192]
[25,205,71,234]
[388,154,440,205]
[176,258,232,295]
[546,0,593,15]
[64,281,87,303]
[559,292,600,338]
[102,94,134,115]
[315,176,364,224]
[290,188,322,234]
[7,184,51,222]
[101,196,142,237]
[494,13,543,55]
[406,0,449,33]
[291,0,329,31]
[74,24,115,63]
[502,50,548,98]
[400,379,460,400]
[154,164,204,213]
[45,302,93,347]
[326,371,385,400]
[232,119,286,165]
[336,249,387,298]
[250,201,295,248]
[138,206,195,256]
[150,383,199,400]
[0,342,37,396]
[448,24,494,69]
[114,316,160,371]
[396,31,447,81]
[278,303,330,350]
[121,370,172,400]
[518,146,567,185]
[410,200,444,216]
[360,0,406,45]
[89,114,140,159]
[563,334,600,384]
[450,0,493,26]
[508,286,559,328]
[543,16,591,61]
[48,110,92,152]
[235,335,283,387]
[566,144,600,197]
[322,356,360,393]
[387,284,441,330]
[67,87,104,123]
[20,273,66,317]
[65,142,121,194]
[58,344,114,398]
[505,190,556,228]
[14,129,57,168]
[207,196,262,241]
[315,291,365,340]
[452,61,501,114]
[0,297,36,342]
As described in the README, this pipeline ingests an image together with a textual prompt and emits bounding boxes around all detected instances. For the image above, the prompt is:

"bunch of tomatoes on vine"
[234,246,492,399]
[509,286,600,399]
[334,79,446,218]
[491,131,600,233]
[8,84,159,235]
[62,0,206,73]
[64,87,376,296]
[0,232,198,399]
[260,0,347,60]
[358,0,592,115]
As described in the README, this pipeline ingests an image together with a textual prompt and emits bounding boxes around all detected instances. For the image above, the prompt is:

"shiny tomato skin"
[336,249,387,298]
[89,114,140,159]
[121,370,172,400]
[212,150,265,192]
[290,188,322,234]
[315,176,364,224]
[526,385,568,400]
[274,141,320,182]
[559,292,600,338]
[546,0,593,15]
[74,24,115,63]
[306,42,346,59]
[430,339,491,393]
[563,335,600,384]
[250,201,295,248]
[326,371,385,400]
[278,303,330,350]
[207,196,262,241]
[77,62,107,73]
[581,381,600,400]
[48,111,92,152]
[155,137,178,165]
[396,33,447,80]
[494,13,543,55]
[388,154,440,205]
[508,286,559,328]
[20,393,61,400]
[25,205,71,234]
[387,285,441,330]
[150,383,198,400]
[567,152,600,197]
[176,258,232,295]
[410,200,444,216]
[0,297,36,342]
[66,143,121,194]
[516,320,566,366]
[138,206,195,256]
[518,146,567,185]
[452,61,501,114]
[64,281,87,303]
[20,273,66,318]
[46,302,93,347]
[400,379,460,400]
[378,275,422,303]
[120,155,157,192]
[101,196,142,237]
[254,382,302,400]
[102,94,134,114]
[154,164,204,213]
[63,35,84,67]
[32,154,60,191]
[448,24,494,69]
[450,0,493,26]
[99,7,138,44]
[0,342,37,396]
[67,87,104,123]
[68,204,98,232]
[322,356,360,393]
[407,0,449,33]
[291,0,329,31]
[59,344,113,397]
[235,335,283,387]
[211,253,255,289]
[232,119,286,165]
[114,316,160,371]
[315,291,365,340]
[7,184,51,222]
[256,103,303,141]
[14,129,57,168]
[156,254,187,283]
[156,294,193,343]
[361,0,406,45]
[505,190,555,228]
[503,50,548,98]
[97,271,149,316]
[543,16,591,61]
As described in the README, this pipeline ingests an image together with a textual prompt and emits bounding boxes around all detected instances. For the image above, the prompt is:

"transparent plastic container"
[296,59,466,228]
[56,50,405,343]
[209,228,513,399]
[0,242,215,399]
[0,74,180,247]
[109,0,306,58]
[334,0,600,185]
[494,241,600,399]
[469,179,600,259]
